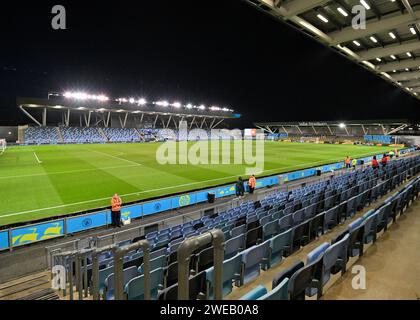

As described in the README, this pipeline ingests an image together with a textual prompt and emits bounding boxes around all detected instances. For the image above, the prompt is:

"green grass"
[0,141,392,226]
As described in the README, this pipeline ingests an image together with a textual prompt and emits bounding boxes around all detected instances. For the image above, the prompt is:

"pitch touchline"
[33,152,42,164]
[0,154,375,219]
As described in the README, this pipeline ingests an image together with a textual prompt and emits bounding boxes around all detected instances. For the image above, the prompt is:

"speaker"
[316,169,322,176]
[208,192,215,203]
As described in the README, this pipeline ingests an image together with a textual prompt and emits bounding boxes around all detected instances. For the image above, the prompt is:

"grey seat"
[362,212,378,245]
[278,214,293,233]
[376,202,391,233]
[105,266,138,300]
[205,253,242,298]
[241,241,270,285]
[288,255,323,300]
[98,265,113,297]
[304,204,317,220]
[138,254,167,274]
[151,247,168,259]
[269,228,293,266]
[347,218,365,258]
[230,224,246,238]
[320,234,349,293]
[324,206,338,231]
[262,219,280,241]
[346,196,357,219]
[224,233,245,259]
[309,212,324,241]
[292,209,305,225]
[125,267,164,300]
[258,277,289,300]
[259,215,271,228]
[272,260,304,289]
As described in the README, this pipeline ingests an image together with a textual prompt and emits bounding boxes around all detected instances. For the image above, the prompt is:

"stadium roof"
[255,119,412,126]
[245,0,420,101]
[17,95,241,127]
[254,119,416,134]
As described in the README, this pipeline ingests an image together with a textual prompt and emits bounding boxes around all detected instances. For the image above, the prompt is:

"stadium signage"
[0,230,9,250]
[10,220,65,247]
[298,122,328,126]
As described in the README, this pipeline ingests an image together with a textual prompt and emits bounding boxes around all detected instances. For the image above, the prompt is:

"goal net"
[0,139,6,154]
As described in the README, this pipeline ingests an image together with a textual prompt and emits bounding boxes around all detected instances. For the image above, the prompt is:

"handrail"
[91,244,116,300]
[113,239,151,300]
[177,229,224,300]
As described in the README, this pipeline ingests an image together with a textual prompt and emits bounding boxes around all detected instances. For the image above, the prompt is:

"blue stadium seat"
[205,253,242,299]
[105,266,138,300]
[125,267,164,300]
[138,254,167,274]
[269,228,293,266]
[239,285,267,300]
[241,241,270,285]
[224,234,245,259]
[258,277,289,300]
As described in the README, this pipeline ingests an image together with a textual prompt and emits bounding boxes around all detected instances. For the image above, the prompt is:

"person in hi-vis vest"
[111,193,122,228]
[248,175,256,194]
[345,156,351,169]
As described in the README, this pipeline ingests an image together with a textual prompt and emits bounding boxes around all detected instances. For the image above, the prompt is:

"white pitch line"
[89,149,143,166]
[0,153,377,220]
[33,152,42,164]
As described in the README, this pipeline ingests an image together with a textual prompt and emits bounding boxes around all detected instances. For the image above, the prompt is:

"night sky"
[1,0,419,127]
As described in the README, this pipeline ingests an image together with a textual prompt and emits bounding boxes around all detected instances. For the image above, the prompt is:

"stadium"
[1,0,420,309]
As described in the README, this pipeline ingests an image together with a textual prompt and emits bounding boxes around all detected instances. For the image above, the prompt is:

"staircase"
[56,127,64,143]
[0,271,60,300]
[98,128,109,142]
[135,128,145,142]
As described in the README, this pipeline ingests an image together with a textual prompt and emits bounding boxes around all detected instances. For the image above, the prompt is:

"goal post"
[0,139,6,154]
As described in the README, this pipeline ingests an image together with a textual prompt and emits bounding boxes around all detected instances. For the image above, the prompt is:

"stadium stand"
[22,126,244,145]
[139,129,159,142]
[102,128,141,142]
[60,127,106,144]
[44,154,419,300]
[24,126,59,144]
[364,135,392,145]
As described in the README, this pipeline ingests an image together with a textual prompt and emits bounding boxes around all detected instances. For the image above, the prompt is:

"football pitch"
[0,141,392,226]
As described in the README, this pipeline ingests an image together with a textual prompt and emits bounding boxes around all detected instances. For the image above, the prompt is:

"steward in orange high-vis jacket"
[248,175,256,194]
[111,193,122,227]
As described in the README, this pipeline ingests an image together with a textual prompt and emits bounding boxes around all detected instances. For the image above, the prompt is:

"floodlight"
[360,0,370,10]
[156,101,169,107]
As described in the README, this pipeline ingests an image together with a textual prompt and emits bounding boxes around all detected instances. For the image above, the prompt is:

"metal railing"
[177,229,224,300]
[113,240,151,300]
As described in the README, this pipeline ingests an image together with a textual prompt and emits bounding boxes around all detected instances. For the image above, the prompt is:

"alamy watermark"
[51,5,66,30]
[351,265,366,290]
[351,5,366,30]
[51,265,66,290]
[155,122,265,175]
